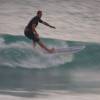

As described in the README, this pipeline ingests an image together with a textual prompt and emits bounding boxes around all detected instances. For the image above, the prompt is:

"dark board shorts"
[24,28,40,43]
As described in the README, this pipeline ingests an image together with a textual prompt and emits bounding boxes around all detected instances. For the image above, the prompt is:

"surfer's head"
[37,10,42,18]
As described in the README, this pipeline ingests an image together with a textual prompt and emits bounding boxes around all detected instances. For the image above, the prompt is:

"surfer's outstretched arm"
[38,41,54,53]
[42,21,56,29]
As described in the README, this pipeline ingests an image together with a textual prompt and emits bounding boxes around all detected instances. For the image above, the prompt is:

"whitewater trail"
[0,34,74,69]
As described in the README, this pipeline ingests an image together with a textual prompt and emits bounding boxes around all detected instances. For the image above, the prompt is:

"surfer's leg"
[31,34,54,53]
[38,41,54,53]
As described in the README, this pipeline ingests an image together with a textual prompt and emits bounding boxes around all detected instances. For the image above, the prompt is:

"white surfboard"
[47,45,85,54]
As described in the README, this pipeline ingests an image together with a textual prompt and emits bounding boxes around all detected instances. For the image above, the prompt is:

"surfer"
[24,10,56,53]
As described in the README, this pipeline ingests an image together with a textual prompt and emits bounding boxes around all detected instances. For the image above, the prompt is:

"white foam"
[0,39,73,69]
[18,41,73,69]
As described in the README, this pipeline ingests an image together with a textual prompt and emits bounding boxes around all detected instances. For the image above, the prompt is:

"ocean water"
[0,34,100,100]
[0,0,100,100]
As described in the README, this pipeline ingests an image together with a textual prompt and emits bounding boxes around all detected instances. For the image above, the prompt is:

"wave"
[0,34,73,69]
[0,34,100,94]
[0,34,100,69]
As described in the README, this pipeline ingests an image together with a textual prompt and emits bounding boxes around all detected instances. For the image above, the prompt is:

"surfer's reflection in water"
[24,10,56,53]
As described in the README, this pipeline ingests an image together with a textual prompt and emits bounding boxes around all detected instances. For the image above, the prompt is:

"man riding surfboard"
[24,10,56,53]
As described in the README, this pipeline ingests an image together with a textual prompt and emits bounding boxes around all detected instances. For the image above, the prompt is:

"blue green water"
[0,34,100,97]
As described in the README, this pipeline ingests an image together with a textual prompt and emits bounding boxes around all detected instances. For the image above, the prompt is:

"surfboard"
[47,45,85,54]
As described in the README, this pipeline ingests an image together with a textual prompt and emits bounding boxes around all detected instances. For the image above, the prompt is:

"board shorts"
[24,28,40,43]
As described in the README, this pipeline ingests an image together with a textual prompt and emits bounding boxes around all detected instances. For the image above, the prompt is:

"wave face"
[0,34,100,94]
[0,34,73,68]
